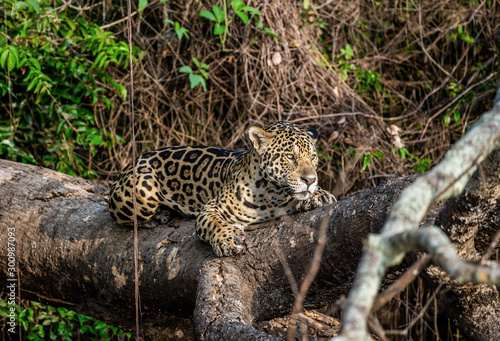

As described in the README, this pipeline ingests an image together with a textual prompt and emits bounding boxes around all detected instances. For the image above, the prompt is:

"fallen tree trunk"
[0,154,498,340]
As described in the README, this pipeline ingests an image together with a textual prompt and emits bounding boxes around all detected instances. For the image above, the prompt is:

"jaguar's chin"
[293,191,311,201]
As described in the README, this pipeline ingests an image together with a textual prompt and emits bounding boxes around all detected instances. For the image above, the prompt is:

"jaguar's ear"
[248,126,272,153]
[306,128,318,144]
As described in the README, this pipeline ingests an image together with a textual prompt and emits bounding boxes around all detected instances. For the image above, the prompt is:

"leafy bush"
[199,0,278,49]
[0,297,131,340]
[0,0,141,178]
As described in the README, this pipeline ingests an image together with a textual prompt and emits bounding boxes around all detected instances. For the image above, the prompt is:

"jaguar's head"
[248,121,319,200]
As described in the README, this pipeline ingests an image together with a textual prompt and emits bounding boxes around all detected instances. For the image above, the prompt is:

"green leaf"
[199,10,216,21]
[444,114,451,127]
[26,0,40,14]
[371,151,385,160]
[362,154,371,171]
[236,12,249,24]
[98,55,108,69]
[231,0,244,11]
[7,47,19,71]
[88,134,103,145]
[114,83,127,99]
[399,147,409,159]
[341,44,354,60]
[176,28,189,40]
[93,51,105,69]
[192,58,200,68]
[0,49,9,69]
[13,1,29,11]
[241,6,260,15]
[138,0,148,11]
[189,73,201,88]
[214,24,226,36]
[189,73,206,91]
[103,96,112,110]
[66,17,76,30]
[264,27,280,40]
[212,5,224,23]
[29,58,41,70]
[165,19,174,25]
[56,120,66,134]
[179,66,192,73]
[65,127,73,139]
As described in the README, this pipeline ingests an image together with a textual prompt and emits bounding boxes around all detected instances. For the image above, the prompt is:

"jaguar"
[109,121,335,257]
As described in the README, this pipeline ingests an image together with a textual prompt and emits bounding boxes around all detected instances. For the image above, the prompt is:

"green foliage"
[0,297,131,340]
[0,0,140,178]
[444,109,462,127]
[179,58,210,92]
[355,69,382,94]
[446,82,463,98]
[447,26,474,44]
[333,44,383,96]
[393,147,433,173]
[165,19,190,41]
[336,44,356,80]
[199,0,278,49]
[138,0,148,11]
[362,150,385,171]
[340,44,354,60]
[200,4,227,39]
[443,82,472,130]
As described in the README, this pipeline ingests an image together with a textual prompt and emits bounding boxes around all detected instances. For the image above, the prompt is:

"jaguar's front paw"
[140,220,159,229]
[139,208,171,229]
[211,228,246,257]
[296,188,336,212]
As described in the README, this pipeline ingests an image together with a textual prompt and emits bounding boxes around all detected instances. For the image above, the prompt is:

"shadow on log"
[0,153,498,340]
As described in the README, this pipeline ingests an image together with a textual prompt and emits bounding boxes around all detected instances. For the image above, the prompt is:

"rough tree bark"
[0,151,498,340]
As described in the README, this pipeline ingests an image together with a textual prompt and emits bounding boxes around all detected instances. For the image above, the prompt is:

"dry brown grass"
[92,0,498,202]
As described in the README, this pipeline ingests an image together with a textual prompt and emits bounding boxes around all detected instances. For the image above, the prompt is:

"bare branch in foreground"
[386,227,500,284]
[334,91,500,341]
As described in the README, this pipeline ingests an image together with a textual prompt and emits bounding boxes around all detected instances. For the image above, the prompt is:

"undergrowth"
[0,296,131,340]
[0,0,141,178]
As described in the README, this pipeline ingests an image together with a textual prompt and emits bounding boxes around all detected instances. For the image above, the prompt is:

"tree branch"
[335,91,500,341]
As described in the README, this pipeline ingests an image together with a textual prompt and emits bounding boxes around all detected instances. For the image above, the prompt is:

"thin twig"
[125,0,141,338]
[481,228,500,264]
[371,254,432,313]
[286,215,329,341]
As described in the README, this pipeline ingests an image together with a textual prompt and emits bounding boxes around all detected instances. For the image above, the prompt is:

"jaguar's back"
[109,146,245,226]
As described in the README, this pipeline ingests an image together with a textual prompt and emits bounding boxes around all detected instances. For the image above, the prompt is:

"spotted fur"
[109,122,335,256]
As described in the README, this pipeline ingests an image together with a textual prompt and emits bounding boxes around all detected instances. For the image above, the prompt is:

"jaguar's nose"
[301,176,316,187]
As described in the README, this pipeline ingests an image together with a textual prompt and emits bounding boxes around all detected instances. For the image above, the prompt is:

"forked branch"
[334,87,500,341]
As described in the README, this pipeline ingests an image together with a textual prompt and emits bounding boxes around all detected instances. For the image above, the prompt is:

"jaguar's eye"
[286,154,296,162]
[312,154,317,162]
